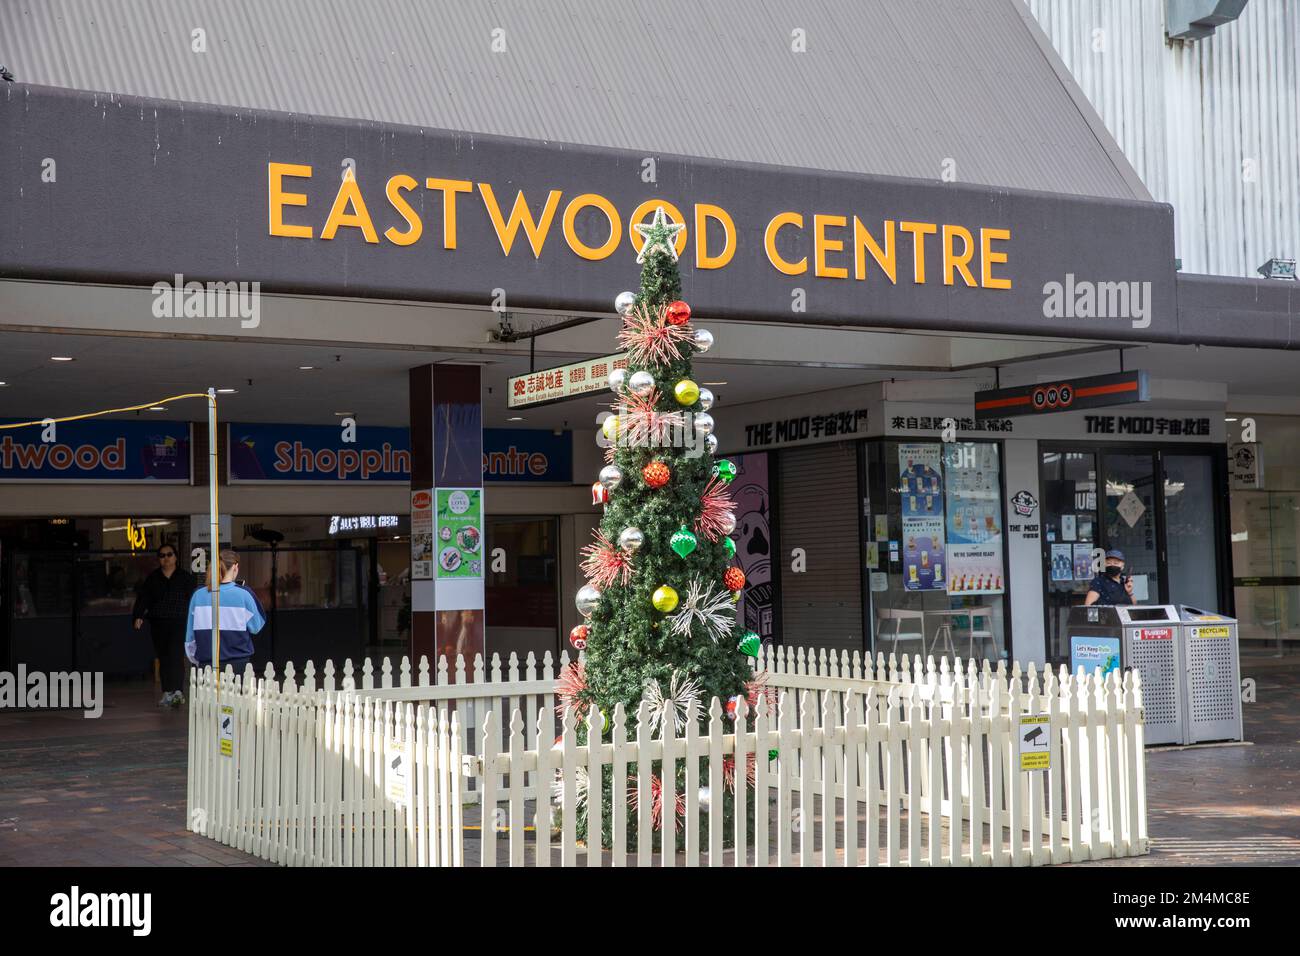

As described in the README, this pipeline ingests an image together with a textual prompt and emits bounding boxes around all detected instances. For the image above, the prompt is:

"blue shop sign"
[0,419,191,482]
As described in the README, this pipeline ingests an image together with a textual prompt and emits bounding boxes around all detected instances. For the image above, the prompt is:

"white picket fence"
[186,647,1149,867]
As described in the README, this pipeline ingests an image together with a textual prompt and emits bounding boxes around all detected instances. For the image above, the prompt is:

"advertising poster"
[898,443,943,518]
[947,543,1003,593]
[435,488,483,579]
[1070,636,1121,677]
[729,453,773,643]
[902,517,945,591]
[1072,543,1094,580]
[410,489,434,580]
[1050,543,1074,582]
[943,442,1003,594]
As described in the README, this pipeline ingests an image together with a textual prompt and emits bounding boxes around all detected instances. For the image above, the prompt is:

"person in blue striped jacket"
[185,549,266,676]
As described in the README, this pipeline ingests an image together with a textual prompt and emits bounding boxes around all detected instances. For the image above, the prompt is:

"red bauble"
[666,300,692,326]
[570,624,589,650]
[592,481,609,505]
[723,566,746,591]
[642,460,671,489]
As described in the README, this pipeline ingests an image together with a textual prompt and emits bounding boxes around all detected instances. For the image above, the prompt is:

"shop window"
[866,440,1010,662]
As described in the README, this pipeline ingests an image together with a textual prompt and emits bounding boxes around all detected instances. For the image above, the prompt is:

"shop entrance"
[1039,444,1228,662]
[485,516,559,663]
[3,539,365,677]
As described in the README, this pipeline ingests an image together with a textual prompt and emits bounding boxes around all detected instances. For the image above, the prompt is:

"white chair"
[876,608,927,658]
[952,607,995,661]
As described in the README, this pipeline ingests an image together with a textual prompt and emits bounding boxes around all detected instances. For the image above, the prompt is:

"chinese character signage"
[507,354,629,408]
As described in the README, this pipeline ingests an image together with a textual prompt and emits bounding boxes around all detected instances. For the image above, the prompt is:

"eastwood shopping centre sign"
[0,85,1178,342]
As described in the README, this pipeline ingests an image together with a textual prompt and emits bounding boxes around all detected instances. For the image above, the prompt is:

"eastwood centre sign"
[1,85,1178,342]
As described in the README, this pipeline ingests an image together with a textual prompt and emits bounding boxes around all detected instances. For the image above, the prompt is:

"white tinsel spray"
[643,669,702,735]
[550,765,590,810]
[666,577,736,643]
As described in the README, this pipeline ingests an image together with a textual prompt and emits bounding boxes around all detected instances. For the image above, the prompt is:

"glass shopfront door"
[1040,444,1227,663]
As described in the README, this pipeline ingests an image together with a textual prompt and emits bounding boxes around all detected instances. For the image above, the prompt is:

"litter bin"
[1066,604,1184,745]
[1177,607,1243,744]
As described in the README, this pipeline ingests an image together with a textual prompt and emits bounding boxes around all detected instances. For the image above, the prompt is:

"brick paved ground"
[1,651,1297,866]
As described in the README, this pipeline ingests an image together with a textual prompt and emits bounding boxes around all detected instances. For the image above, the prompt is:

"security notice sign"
[386,740,408,806]
[1018,714,1050,772]
[219,706,234,758]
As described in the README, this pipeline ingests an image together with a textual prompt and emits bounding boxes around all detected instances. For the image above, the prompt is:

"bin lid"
[1116,605,1180,625]
[1177,605,1237,624]
[1066,605,1123,626]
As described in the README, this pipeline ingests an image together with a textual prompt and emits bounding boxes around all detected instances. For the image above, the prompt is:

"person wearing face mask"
[1084,548,1136,606]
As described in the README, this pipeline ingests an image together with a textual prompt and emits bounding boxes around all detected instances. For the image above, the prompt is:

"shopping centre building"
[1,0,1297,678]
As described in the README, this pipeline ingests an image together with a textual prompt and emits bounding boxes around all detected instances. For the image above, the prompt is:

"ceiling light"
[507,416,524,422]
[50,356,75,362]
[701,381,727,386]
[149,406,167,412]
[334,411,354,416]
[299,365,316,371]
[217,388,238,394]
[0,382,7,387]
[1225,417,1238,422]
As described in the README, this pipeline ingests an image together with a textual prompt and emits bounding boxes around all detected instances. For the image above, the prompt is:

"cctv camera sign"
[1018,714,1051,772]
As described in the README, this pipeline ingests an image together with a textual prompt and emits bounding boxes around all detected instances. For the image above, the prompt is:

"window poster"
[898,443,944,518]
[943,443,1004,595]
[1072,543,1094,581]
[1050,543,1074,582]
[902,516,945,591]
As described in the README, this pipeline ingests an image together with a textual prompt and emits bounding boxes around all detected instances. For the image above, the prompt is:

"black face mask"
[1107,566,1123,578]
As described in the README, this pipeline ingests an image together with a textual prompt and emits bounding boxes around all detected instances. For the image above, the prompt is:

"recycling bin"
[1177,607,1243,744]
[1066,604,1184,745]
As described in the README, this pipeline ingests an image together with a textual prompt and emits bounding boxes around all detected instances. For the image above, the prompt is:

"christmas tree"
[562,207,766,841]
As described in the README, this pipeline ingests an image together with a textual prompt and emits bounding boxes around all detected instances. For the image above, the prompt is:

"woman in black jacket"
[132,544,195,707]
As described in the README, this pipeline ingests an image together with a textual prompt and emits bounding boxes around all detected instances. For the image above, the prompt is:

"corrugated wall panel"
[0,0,1146,198]
[777,442,863,654]
[1026,0,1300,277]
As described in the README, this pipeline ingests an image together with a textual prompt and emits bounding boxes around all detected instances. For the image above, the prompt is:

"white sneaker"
[158,694,171,707]
[170,692,185,707]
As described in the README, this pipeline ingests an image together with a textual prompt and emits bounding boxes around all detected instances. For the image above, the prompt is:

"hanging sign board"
[508,354,628,409]
[974,371,1149,420]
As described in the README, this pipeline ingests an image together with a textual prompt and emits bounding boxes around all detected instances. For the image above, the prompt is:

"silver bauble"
[628,370,656,397]
[617,527,644,553]
[706,434,719,455]
[698,387,715,411]
[693,412,715,437]
[693,328,714,352]
[598,463,623,491]
[575,585,602,617]
[615,291,637,316]
[718,511,737,536]
[608,367,628,393]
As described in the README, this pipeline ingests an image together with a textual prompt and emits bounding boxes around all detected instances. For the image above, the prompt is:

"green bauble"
[738,632,761,657]
[722,537,736,558]
[670,524,698,558]
[714,459,738,482]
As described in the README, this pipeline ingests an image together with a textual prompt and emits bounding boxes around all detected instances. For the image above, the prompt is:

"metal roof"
[0,0,1149,200]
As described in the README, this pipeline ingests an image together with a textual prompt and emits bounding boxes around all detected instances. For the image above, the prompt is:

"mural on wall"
[730,452,773,644]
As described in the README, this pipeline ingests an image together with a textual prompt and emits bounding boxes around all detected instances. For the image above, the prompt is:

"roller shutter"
[777,441,864,655]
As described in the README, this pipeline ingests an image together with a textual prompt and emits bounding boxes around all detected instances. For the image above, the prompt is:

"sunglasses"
[158,552,176,558]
